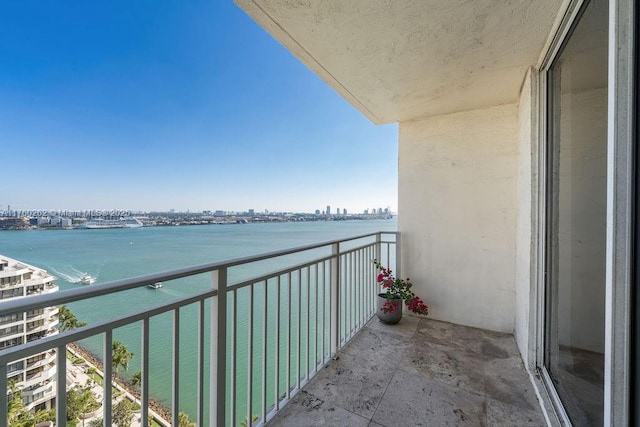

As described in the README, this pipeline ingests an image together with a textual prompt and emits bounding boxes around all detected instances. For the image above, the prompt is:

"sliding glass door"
[544,0,608,424]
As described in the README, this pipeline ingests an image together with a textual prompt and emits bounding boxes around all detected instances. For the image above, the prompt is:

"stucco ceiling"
[235,0,563,124]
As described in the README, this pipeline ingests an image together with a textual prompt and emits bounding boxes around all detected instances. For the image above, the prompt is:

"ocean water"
[0,219,396,423]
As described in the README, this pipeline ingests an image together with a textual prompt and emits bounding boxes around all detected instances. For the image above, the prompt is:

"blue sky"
[0,1,397,214]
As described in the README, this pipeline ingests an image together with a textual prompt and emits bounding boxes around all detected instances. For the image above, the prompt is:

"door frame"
[532,0,637,425]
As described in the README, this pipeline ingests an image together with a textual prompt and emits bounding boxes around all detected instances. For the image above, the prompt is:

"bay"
[0,219,396,423]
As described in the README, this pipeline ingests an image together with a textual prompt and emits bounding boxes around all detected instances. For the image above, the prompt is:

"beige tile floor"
[269,316,546,427]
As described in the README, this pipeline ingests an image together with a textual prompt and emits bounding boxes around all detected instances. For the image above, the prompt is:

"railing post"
[141,318,150,427]
[103,332,112,426]
[395,232,402,280]
[55,346,67,427]
[172,309,180,427]
[374,233,382,316]
[330,243,340,355]
[211,267,227,427]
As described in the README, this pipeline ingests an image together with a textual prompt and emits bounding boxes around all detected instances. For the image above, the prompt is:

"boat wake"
[49,266,98,284]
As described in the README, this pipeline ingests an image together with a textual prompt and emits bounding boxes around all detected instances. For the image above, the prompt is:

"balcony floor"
[270,316,546,426]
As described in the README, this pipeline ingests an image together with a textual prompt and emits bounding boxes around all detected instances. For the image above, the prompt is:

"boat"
[148,282,163,289]
[79,273,96,284]
[78,218,144,229]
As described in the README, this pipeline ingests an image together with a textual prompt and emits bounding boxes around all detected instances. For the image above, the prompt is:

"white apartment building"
[0,256,58,411]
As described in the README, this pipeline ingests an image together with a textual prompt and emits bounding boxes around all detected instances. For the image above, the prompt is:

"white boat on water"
[79,273,96,284]
[79,218,143,229]
[148,282,163,289]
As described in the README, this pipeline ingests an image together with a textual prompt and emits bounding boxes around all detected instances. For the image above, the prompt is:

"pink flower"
[407,296,428,315]
[374,259,428,317]
[381,302,398,313]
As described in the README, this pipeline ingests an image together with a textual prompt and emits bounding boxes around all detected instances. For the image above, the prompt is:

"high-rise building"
[326,205,331,215]
[0,256,58,411]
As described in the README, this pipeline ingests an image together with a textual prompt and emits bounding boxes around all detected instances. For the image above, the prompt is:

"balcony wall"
[515,68,536,364]
[398,103,518,333]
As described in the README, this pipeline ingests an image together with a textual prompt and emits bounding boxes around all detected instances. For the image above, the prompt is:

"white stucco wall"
[398,104,518,333]
[514,68,535,363]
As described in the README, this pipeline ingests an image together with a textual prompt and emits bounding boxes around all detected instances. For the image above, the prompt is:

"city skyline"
[0,1,398,214]
[0,204,394,216]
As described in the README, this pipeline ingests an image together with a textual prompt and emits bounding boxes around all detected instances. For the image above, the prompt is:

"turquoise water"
[0,219,396,423]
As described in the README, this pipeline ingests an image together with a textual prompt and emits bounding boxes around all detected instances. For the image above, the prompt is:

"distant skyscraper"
[344,209,348,215]
[326,205,331,215]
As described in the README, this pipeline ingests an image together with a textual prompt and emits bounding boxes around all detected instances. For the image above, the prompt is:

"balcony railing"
[0,231,398,426]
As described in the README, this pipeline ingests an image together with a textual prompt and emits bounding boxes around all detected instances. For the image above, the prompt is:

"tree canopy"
[66,383,101,424]
[112,341,134,377]
[58,305,87,331]
[178,412,197,427]
[112,399,135,427]
[8,380,56,427]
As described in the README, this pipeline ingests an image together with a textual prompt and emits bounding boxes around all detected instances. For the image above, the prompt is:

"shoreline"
[68,343,173,426]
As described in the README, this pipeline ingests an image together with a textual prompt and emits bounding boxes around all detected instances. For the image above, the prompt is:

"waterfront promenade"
[67,346,170,427]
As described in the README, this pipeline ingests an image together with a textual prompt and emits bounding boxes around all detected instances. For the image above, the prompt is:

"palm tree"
[112,341,134,378]
[67,384,100,427]
[17,408,55,427]
[178,412,196,427]
[58,305,87,331]
[7,380,55,427]
[130,370,142,388]
[7,380,24,425]
[112,399,134,427]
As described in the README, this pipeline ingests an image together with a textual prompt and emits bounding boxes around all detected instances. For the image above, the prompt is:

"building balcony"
[271,316,544,426]
[0,267,29,279]
[22,365,56,389]
[26,331,47,343]
[26,321,45,333]
[0,281,21,289]
[0,232,545,426]
[26,350,56,369]
[23,275,54,287]
[25,283,58,296]
[0,315,23,328]
[0,325,24,340]
[23,381,55,411]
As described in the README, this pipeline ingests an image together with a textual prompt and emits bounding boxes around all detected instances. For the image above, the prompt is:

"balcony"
[26,351,56,369]
[26,283,58,296]
[0,232,544,426]
[22,365,56,389]
[271,316,544,426]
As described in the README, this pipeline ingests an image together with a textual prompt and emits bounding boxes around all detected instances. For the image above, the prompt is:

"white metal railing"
[0,231,398,426]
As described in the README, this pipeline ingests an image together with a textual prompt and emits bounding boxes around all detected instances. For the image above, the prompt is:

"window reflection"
[545,0,608,424]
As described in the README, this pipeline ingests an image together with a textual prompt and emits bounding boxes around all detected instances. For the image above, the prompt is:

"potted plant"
[373,259,428,324]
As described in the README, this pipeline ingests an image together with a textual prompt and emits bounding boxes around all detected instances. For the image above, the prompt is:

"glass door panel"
[545,0,608,424]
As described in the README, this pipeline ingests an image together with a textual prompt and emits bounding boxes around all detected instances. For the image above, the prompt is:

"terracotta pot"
[376,293,403,324]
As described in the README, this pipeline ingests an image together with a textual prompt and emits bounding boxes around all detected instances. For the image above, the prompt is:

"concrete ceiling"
[235,0,563,124]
